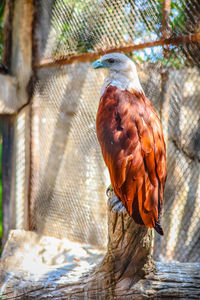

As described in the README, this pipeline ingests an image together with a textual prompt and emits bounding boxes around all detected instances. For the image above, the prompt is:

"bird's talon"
[112,201,126,213]
[106,184,113,197]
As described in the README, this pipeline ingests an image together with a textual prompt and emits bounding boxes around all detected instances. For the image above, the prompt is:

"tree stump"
[0,192,200,299]
[97,192,155,283]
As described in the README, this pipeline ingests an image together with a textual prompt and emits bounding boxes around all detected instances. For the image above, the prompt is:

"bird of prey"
[92,53,167,235]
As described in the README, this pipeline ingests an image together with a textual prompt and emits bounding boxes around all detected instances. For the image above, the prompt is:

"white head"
[92,52,144,95]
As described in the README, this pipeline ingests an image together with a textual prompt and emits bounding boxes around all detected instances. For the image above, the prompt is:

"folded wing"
[96,85,167,230]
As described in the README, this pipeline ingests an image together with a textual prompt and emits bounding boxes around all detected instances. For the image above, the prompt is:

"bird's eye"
[107,58,115,64]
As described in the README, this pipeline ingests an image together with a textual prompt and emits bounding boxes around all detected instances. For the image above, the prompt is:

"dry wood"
[2,0,34,245]
[0,74,17,114]
[1,116,16,247]
[32,0,55,67]
[11,0,34,108]
[2,0,14,70]
[1,106,31,247]
[1,0,34,112]
[37,33,200,68]
[1,192,200,299]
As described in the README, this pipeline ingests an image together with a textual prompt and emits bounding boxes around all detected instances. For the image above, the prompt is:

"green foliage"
[131,0,197,68]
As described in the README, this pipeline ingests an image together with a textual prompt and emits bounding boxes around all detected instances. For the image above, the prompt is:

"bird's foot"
[106,184,126,213]
[108,193,126,213]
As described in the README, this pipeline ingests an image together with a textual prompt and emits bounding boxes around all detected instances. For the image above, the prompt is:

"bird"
[92,53,167,235]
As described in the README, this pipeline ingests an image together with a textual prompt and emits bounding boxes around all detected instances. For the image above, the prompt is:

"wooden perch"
[37,33,200,68]
[97,194,154,282]
[0,192,200,299]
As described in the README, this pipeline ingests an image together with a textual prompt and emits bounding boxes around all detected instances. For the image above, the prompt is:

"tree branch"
[36,33,200,68]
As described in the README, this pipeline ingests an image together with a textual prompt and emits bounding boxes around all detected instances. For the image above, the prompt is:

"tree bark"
[98,193,154,282]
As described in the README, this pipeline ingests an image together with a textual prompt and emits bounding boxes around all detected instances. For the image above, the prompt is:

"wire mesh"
[152,63,200,262]
[31,64,109,248]
[30,0,200,262]
[40,0,200,61]
[42,0,161,59]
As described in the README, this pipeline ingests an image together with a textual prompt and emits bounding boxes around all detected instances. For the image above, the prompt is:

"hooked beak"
[92,59,105,69]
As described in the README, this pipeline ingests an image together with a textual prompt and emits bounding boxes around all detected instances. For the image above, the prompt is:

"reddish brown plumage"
[96,85,167,232]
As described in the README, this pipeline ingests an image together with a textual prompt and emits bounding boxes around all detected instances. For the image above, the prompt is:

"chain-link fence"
[30,0,200,262]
